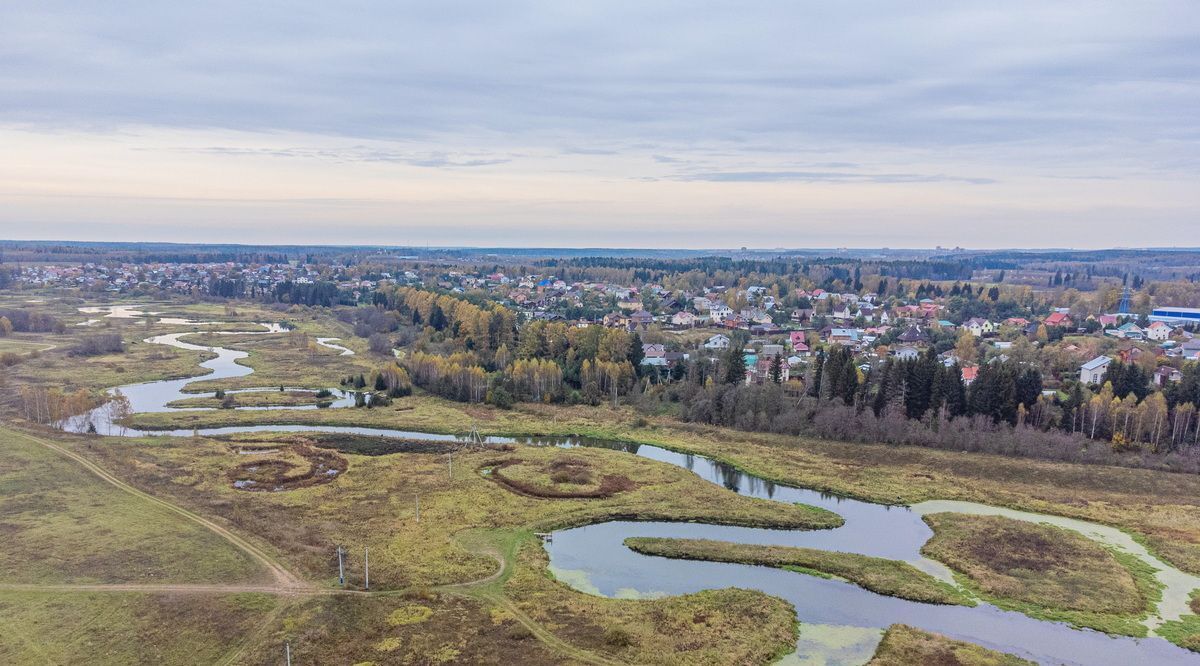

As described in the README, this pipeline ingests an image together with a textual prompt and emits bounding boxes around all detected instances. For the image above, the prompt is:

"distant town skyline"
[1,2,1197,247]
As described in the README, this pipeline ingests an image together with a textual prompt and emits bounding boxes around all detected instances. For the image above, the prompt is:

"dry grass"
[488,456,637,499]
[0,591,277,665]
[921,513,1157,635]
[51,430,839,591]
[232,592,569,666]
[226,444,347,492]
[0,427,265,585]
[868,624,1034,666]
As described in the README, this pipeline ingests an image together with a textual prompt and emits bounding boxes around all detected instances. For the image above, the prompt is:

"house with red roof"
[960,365,979,386]
[1044,312,1072,328]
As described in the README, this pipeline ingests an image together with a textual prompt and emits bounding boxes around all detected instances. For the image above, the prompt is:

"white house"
[893,346,920,360]
[963,318,995,337]
[641,343,666,359]
[1080,356,1112,384]
[1146,321,1172,342]
[671,311,698,327]
[704,334,731,350]
[709,304,734,321]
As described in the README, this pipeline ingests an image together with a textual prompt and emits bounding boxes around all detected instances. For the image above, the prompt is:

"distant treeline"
[537,256,978,283]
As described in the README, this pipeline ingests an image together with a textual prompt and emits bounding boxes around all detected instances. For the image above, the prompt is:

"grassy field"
[0,427,265,585]
[0,591,279,665]
[624,537,972,606]
[167,390,333,409]
[867,624,1035,666]
[0,337,57,353]
[56,432,840,590]
[921,513,1159,636]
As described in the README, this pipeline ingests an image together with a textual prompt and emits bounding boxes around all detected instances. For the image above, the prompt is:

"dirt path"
[0,582,342,595]
[436,540,624,666]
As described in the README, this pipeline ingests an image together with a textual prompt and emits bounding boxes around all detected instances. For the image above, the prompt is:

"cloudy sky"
[1,1,1197,248]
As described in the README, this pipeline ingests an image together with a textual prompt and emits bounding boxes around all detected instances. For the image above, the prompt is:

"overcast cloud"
[0,1,1197,247]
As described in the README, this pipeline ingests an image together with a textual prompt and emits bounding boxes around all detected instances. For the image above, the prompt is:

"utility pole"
[364,547,369,590]
[448,452,453,480]
[337,546,345,587]
[415,494,420,523]
[285,642,291,666]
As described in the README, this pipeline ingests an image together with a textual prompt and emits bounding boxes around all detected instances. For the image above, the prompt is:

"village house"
[704,334,731,350]
[1108,322,1144,340]
[671,311,698,327]
[1146,321,1172,342]
[960,365,979,386]
[1080,356,1112,384]
[788,331,811,356]
[896,324,930,347]
[708,304,734,321]
[746,355,790,385]
[892,346,920,360]
[963,317,995,337]
[828,328,861,345]
[628,310,654,329]
[1154,366,1183,386]
[760,344,785,358]
[641,343,666,359]
[1095,314,1120,328]
[1044,312,1073,328]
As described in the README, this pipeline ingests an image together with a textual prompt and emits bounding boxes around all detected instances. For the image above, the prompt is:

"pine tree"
[627,333,645,367]
[943,364,967,417]
[723,347,747,384]
[807,351,825,397]
[839,360,858,405]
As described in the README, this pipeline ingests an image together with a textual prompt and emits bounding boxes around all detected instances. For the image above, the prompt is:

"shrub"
[387,605,433,626]
[603,626,635,648]
[71,333,124,356]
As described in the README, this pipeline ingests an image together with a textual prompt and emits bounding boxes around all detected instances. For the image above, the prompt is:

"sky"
[1,1,1197,249]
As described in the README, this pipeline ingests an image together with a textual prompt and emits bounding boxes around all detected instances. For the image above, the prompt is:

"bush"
[71,333,124,356]
[367,333,393,355]
[486,386,515,409]
[603,626,635,648]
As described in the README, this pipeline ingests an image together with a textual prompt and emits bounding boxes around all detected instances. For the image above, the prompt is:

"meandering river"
[65,315,1200,665]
